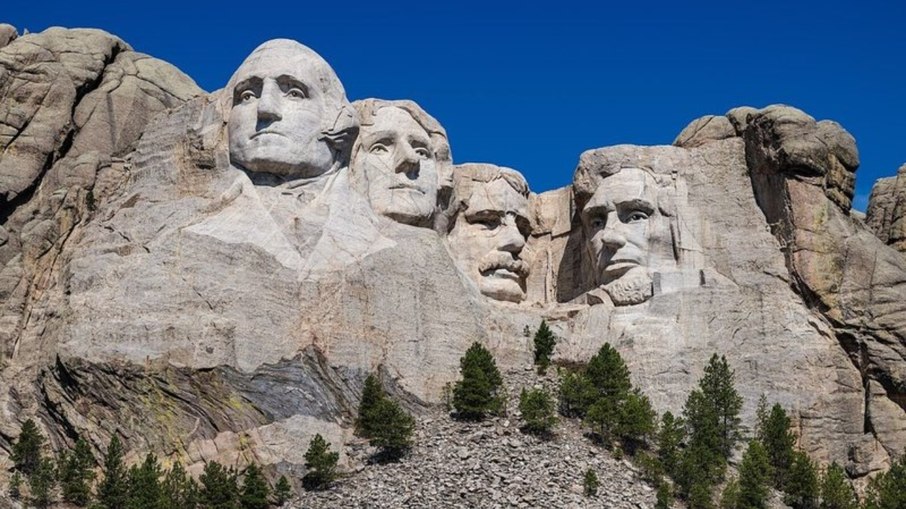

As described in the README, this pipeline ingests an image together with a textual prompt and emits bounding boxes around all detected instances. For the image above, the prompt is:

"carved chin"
[603,270,653,306]
[479,275,526,303]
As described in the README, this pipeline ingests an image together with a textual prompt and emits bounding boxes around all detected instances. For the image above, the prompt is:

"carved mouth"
[483,268,522,282]
[388,183,424,194]
[250,130,287,139]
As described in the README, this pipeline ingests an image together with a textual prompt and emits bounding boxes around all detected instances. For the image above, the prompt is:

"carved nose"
[257,83,282,122]
[498,217,525,254]
[394,145,420,175]
[601,221,627,251]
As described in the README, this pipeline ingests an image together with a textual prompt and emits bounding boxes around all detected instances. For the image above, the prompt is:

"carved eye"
[626,211,649,222]
[240,90,256,102]
[287,87,306,99]
[369,143,390,154]
[589,217,606,230]
[474,217,501,230]
[414,147,432,159]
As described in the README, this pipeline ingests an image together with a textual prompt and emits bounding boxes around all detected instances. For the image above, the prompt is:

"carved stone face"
[448,178,530,303]
[353,106,438,226]
[583,168,658,283]
[227,41,335,178]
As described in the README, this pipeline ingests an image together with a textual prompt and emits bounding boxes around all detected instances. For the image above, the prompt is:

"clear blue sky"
[6,0,905,210]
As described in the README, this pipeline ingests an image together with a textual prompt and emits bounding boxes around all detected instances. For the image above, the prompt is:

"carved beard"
[603,268,653,306]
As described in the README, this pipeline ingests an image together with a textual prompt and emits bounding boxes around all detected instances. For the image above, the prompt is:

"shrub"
[818,462,857,509]
[583,468,599,497]
[12,418,45,475]
[453,342,503,419]
[9,471,22,500]
[558,369,597,418]
[656,482,673,509]
[303,434,339,490]
[518,387,557,435]
[533,320,557,372]
[719,477,739,509]
[863,451,906,509]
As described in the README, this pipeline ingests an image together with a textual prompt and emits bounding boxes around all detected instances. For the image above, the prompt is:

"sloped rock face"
[1,26,905,491]
[866,163,906,251]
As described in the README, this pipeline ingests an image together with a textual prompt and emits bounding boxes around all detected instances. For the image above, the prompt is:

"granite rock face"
[1,27,905,487]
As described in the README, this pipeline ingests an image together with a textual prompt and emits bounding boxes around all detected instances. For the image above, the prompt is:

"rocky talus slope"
[295,368,657,509]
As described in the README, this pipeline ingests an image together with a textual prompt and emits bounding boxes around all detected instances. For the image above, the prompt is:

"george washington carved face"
[227,40,356,179]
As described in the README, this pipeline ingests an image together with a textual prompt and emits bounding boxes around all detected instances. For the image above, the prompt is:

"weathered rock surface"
[866,163,906,251]
[0,26,905,502]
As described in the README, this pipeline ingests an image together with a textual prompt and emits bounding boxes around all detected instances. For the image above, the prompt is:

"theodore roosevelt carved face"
[447,164,531,303]
[351,100,450,227]
[227,39,356,179]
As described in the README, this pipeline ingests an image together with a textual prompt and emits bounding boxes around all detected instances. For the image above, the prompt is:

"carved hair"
[442,163,531,233]
[572,146,675,217]
[350,99,451,165]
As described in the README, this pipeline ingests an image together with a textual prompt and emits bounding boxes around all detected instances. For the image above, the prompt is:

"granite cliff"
[1,25,905,493]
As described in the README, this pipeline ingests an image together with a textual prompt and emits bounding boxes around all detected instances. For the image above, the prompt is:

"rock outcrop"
[1,26,905,494]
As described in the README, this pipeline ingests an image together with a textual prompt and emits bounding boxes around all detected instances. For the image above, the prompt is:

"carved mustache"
[478,252,529,278]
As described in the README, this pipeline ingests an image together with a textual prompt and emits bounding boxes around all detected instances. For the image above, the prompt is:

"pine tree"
[783,450,819,509]
[28,456,57,509]
[687,480,715,509]
[518,387,557,435]
[9,471,22,500]
[676,389,725,500]
[303,434,339,490]
[583,468,599,497]
[199,461,239,509]
[760,403,796,489]
[533,320,557,372]
[161,462,199,509]
[239,463,270,509]
[616,389,656,454]
[738,440,772,509]
[453,342,503,419]
[585,343,632,401]
[698,354,742,458]
[367,397,416,460]
[658,412,685,479]
[558,369,597,418]
[719,477,739,509]
[59,437,96,506]
[273,475,292,506]
[356,373,385,437]
[655,482,673,509]
[863,451,906,509]
[97,436,129,509]
[818,462,857,509]
[127,452,163,509]
[11,418,45,475]
[754,394,769,440]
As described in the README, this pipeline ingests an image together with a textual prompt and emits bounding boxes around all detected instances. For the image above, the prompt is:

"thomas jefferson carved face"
[448,168,531,303]
[352,106,438,226]
[227,40,349,178]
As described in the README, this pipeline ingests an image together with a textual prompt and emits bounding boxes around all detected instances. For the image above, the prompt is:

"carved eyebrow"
[232,77,262,102]
[276,75,310,96]
[582,203,610,219]
[615,198,655,214]
[464,208,503,221]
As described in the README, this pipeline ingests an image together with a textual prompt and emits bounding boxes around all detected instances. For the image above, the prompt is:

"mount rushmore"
[0,26,905,484]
